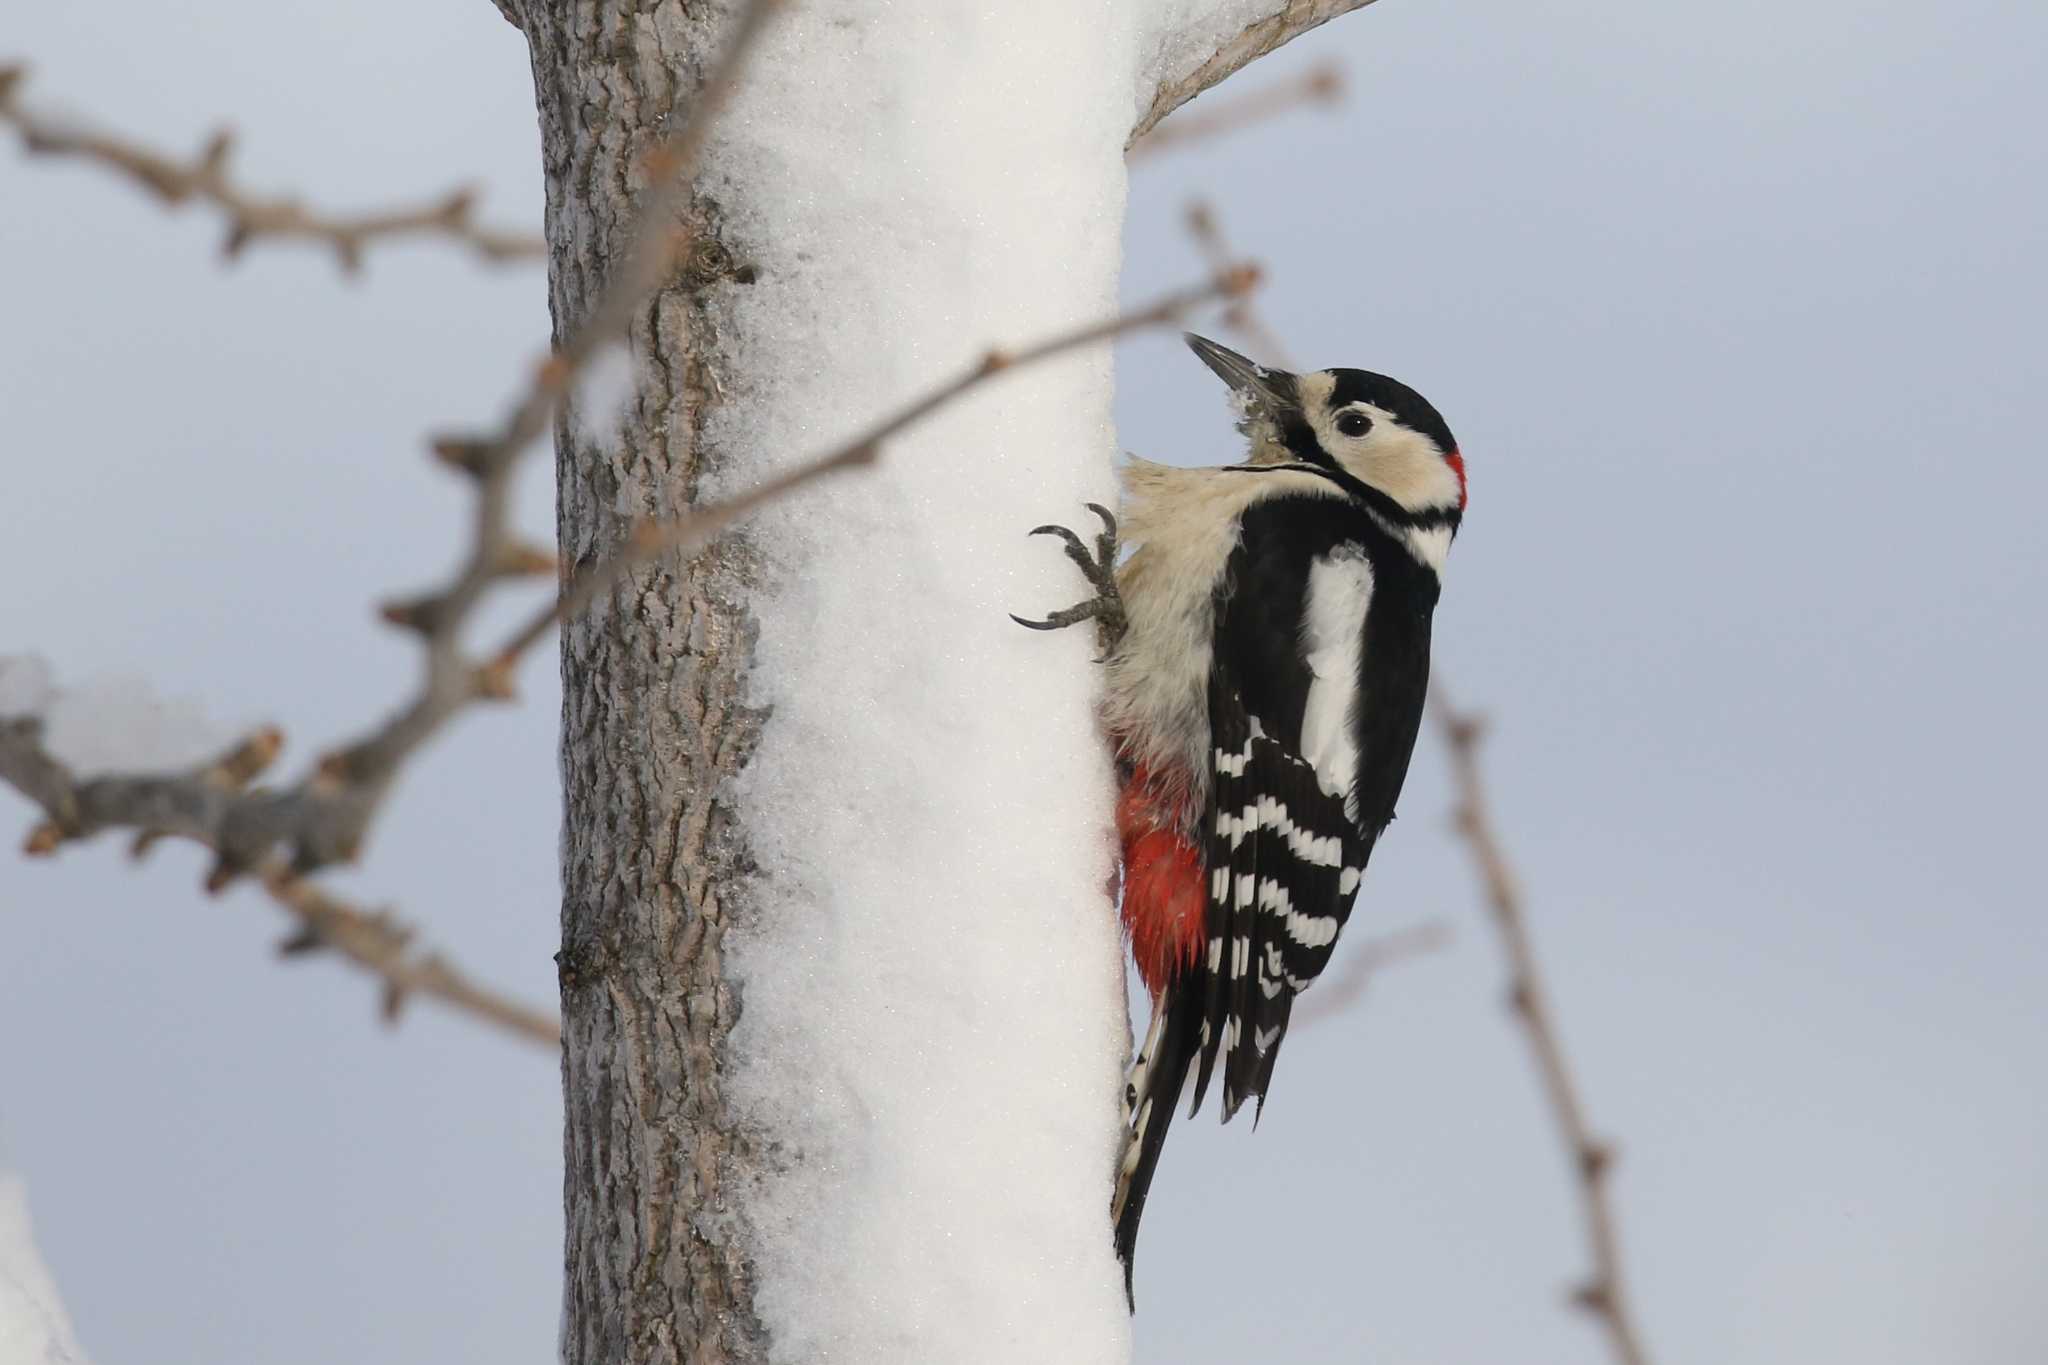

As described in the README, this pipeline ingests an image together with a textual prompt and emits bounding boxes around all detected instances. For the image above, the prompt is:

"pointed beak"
[1184,333,1297,410]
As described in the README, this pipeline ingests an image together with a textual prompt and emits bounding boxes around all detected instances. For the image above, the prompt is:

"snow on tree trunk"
[528,2,1371,1362]
[701,7,1144,1359]
[0,1175,92,1365]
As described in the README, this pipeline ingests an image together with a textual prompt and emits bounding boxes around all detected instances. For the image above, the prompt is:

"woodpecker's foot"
[1011,503,1125,652]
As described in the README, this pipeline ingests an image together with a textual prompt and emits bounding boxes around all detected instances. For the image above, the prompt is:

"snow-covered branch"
[1132,0,1380,147]
[0,64,542,273]
[1434,687,1657,1365]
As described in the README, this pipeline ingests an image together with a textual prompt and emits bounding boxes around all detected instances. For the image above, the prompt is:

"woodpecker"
[1016,334,1466,1305]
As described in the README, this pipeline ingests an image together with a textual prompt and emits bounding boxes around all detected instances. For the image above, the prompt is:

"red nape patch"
[1116,773,1205,998]
[1445,449,1469,510]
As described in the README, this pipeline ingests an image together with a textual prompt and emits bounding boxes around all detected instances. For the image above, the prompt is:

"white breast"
[1102,458,1343,813]
[1297,547,1373,823]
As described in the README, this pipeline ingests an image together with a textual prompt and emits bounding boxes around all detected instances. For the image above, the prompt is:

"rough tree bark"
[526,4,771,1361]
[519,3,1378,1362]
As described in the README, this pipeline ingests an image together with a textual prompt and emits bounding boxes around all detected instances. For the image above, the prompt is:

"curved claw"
[1029,523,1090,555]
[1016,505,1126,650]
[1011,598,1122,636]
[1029,522,1105,580]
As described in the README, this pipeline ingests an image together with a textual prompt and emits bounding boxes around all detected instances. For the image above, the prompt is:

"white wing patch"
[1298,547,1373,823]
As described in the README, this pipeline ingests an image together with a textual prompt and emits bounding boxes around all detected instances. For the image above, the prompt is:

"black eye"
[1335,411,1373,438]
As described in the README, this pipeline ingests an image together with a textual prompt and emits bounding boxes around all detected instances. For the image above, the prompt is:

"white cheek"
[1347,430,1462,514]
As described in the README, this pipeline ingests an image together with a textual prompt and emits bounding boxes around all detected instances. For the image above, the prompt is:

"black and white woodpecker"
[1016,334,1467,1305]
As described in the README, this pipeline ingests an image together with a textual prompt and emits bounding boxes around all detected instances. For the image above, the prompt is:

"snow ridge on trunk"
[704,6,1155,1361]
[0,1176,91,1365]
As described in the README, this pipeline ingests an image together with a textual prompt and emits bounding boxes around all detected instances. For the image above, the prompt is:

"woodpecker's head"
[1185,333,1467,520]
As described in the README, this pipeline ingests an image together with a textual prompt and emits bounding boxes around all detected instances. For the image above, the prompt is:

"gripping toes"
[1027,502,1118,594]
[1011,502,1125,648]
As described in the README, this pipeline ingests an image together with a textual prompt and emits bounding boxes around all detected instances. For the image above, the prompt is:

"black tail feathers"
[1111,982,1202,1309]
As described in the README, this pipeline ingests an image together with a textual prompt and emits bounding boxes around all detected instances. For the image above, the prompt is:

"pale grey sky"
[4,2,2044,1363]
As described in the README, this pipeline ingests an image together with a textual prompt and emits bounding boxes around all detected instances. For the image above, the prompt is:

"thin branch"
[98,0,794,888]
[2,0,1262,1048]
[1433,686,1654,1365]
[265,866,558,1043]
[1128,60,1344,163]
[1291,919,1452,1027]
[0,258,1258,1041]
[1183,198,1297,379]
[399,0,794,651]
[1130,1,1380,149]
[0,64,543,274]
[0,257,1258,1041]
[487,263,1264,675]
[1180,106,1649,1360]
[0,2,791,1041]
[0,714,558,1046]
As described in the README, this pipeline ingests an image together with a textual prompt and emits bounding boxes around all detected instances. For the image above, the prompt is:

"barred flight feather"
[1190,668,1375,1125]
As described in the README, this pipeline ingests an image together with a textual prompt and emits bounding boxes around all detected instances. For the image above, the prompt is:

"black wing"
[1184,494,1392,1122]
[1112,489,1438,1300]
[1188,656,1376,1120]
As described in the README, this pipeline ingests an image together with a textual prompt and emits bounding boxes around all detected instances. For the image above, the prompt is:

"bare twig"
[0,714,558,1046]
[1184,198,1297,381]
[1433,686,1654,1365]
[1292,919,1452,1027]
[1183,129,1648,1363]
[1128,60,1344,162]
[487,263,1264,673]
[429,0,792,494]
[0,64,543,274]
[0,256,1257,1039]
[399,0,790,683]
[264,866,558,1043]
[0,252,1258,1039]
[1131,1,1380,148]
[0,3,791,1041]
[2,0,1264,1048]
[1,0,1258,1040]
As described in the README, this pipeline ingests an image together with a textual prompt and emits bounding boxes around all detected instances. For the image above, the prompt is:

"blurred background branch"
[1130,60,1345,163]
[0,697,562,1044]
[0,62,544,272]
[1187,195,1656,1365]
[1435,687,1655,1365]
[1291,919,1453,1027]
[0,214,1255,1043]
[1183,198,1297,376]
[1131,0,1377,145]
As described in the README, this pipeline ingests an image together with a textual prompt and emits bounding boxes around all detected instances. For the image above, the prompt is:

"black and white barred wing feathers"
[1189,663,1375,1122]
[1109,537,1379,1296]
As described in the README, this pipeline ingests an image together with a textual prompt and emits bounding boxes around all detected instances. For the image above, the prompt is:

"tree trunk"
[528,3,771,1361]
[522,3,1376,1361]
